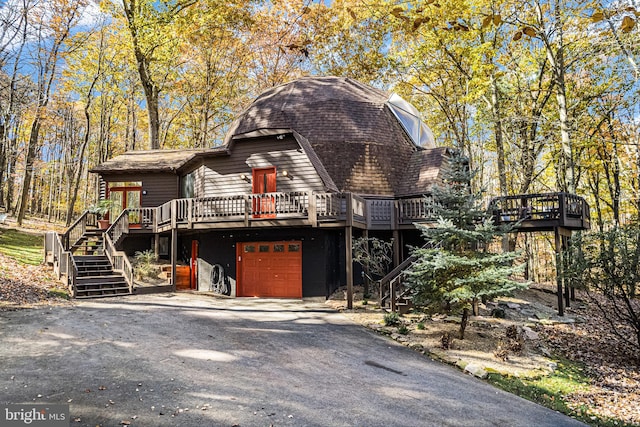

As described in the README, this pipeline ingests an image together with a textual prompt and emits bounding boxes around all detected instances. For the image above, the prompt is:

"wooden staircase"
[73,255,131,299]
[380,255,417,314]
[70,228,104,255]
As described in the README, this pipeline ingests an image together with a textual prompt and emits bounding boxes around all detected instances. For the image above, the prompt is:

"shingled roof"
[90,147,227,174]
[225,76,445,197]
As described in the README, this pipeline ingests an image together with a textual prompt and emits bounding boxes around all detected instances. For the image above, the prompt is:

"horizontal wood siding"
[191,136,326,198]
[101,172,178,207]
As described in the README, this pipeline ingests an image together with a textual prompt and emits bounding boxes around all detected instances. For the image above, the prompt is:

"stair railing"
[68,251,79,298]
[62,211,97,251]
[379,254,417,311]
[107,209,130,246]
[104,232,134,294]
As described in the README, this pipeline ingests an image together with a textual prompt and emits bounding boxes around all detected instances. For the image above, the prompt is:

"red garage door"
[237,241,302,298]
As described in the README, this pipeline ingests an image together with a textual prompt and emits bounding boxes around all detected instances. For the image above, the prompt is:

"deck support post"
[154,234,160,260]
[392,230,401,267]
[346,193,353,309]
[554,226,572,316]
[554,227,564,316]
[171,227,178,292]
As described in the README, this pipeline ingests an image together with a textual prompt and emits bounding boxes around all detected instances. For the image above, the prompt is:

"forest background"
[0,0,638,280]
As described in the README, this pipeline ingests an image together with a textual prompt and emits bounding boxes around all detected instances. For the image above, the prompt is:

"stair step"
[76,275,126,284]
[75,289,131,299]
[77,284,128,290]
[74,256,108,262]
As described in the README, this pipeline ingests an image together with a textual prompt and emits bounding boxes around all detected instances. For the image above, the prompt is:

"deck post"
[346,192,353,309]
[171,227,178,292]
[554,227,564,316]
[393,230,401,267]
[154,234,160,259]
[308,192,317,227]
[244,195,250,227]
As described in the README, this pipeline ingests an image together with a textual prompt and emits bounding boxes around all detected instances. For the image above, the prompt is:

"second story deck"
[115,192,437,235]
[489,192,591,232]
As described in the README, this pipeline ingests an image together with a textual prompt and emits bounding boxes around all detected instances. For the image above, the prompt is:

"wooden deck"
[114,192,438,234]
[489,192,590,232]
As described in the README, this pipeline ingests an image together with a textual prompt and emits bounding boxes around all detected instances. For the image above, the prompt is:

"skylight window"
[387,94,435,148]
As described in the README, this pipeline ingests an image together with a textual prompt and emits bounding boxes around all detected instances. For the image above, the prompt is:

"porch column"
[171,228,178,292]
[154,234,160,260]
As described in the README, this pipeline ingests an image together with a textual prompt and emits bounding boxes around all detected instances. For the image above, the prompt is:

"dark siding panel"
[101,172,178,207]
[191,136,326,198]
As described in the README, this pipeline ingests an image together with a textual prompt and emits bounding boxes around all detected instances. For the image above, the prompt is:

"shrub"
[383,312,401,326]
[398,324,409,335]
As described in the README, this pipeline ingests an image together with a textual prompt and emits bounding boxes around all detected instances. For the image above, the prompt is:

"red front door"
[252,167,276,218]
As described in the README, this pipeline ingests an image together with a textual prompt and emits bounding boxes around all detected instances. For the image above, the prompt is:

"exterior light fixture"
[282,170,293,179]
[240,174,250,182]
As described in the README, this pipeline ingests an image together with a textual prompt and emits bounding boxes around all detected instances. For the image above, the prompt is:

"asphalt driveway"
[0,294,586,427]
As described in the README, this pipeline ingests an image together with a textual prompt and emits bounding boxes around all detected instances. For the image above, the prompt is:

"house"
[44,76,590,307]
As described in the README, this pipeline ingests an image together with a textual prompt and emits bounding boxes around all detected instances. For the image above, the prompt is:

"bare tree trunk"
[16,118,41,225]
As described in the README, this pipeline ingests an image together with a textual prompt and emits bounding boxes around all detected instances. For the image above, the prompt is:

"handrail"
[104,233,134,293]
[62,211,88,250]
[107,209,130,245]
[45,231,75,296]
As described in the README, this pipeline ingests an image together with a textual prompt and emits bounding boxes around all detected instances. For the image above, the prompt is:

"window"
[181,172,195,198]
[387,94,435,148]
[274,244,284,252]
[244,245,255,253]
[288,244,300,252]
[259,245,270,252]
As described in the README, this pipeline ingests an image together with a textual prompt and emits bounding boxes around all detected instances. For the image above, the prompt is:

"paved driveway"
[0,294,585,427]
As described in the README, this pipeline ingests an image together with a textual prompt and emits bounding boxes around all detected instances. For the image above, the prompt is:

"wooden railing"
[489,192,590,230]
[397,196,436,225]
[107,209,129,246]
[62,211,98,250]
[44,231,76,296]
[104,233,134,293]
[105,192,443,235]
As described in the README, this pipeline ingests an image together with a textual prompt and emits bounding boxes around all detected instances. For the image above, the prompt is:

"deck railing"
[397,196,436,225]
[489,192,590,229]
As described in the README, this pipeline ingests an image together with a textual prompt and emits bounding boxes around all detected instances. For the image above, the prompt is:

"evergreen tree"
[406,152,527,339]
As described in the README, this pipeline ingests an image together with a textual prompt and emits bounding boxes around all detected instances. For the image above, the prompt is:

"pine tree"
[406,152,527,339]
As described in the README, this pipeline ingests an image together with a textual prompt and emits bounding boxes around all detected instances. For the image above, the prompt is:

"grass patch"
[487,358,636,427]
[0,228,43,265]
[47,289,70,300]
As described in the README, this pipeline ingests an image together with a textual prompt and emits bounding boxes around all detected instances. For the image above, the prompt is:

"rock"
[522,326,539,340]
[491,308,506,318]
[464,363,488,379]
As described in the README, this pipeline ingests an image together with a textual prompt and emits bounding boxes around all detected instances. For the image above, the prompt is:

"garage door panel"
[238,241,302,298]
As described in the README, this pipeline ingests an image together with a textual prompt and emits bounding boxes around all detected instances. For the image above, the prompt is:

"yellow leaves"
[482,14,502,29]
[621,15,636,33]
[590,8,637,32]
[512,26,536,41]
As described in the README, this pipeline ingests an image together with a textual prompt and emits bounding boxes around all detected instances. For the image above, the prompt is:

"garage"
[237,241,302,298]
